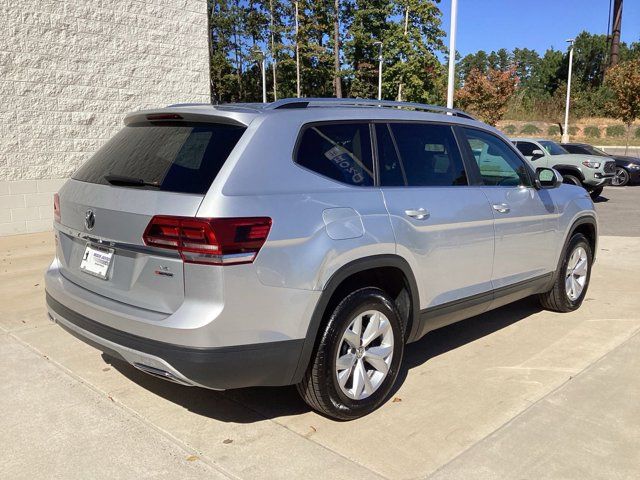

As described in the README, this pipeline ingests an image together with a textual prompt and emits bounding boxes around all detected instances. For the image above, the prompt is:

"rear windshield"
[73,123,246,194]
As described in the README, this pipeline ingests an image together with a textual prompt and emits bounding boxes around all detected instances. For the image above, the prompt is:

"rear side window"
[378,123,467,187]
[72,123,246,194]
[295,123,374,186]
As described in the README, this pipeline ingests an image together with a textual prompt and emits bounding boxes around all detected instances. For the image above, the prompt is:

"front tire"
[297,287,405,420]
[562,174,582,187]
[538,233,593,312]
[612,167,630,187]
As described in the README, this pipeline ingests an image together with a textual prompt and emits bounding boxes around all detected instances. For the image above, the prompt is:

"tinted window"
[515,141,538,157]
[296,123,374,186]
[562,144,587,154]
[375,124,405,186]
[73,123,246,194]
[539,140,568,155]
[463,128,531,187]
[379,123,467,187]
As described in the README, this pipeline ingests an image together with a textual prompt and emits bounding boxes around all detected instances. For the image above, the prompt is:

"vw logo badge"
[85,209,95,231]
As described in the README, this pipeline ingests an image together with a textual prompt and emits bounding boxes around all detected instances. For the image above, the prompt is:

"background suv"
[46,99,598,420]
[562,142,640,187]
[513,138,615,199]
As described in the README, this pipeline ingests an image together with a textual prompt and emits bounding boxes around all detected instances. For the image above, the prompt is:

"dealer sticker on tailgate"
[80,244,114,279]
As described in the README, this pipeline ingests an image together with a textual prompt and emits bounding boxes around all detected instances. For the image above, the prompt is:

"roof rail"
[266,98,476,120]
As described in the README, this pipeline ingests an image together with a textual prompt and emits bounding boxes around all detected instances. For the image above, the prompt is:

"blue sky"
[439,0,640,56]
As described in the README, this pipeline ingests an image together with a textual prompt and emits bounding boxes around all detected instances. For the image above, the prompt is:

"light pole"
[252,47,267,104]
[562,39,575,143]
[374,41,383,101]
[446,0,458,110]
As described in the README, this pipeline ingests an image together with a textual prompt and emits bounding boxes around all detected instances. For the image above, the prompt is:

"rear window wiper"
[104,174,161,188]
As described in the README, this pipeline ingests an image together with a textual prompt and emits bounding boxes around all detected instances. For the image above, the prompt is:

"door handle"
[492,203,511,214]
[405,208,430,220]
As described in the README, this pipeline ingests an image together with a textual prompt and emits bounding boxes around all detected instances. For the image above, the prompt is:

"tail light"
[53,193,61,223]
[143,216,272,265]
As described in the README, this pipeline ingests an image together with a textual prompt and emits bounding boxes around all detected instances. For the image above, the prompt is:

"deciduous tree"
[457,68,518,125]
[606,59,640,153]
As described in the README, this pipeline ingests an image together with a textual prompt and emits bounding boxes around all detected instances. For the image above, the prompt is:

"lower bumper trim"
[46,292,304,390]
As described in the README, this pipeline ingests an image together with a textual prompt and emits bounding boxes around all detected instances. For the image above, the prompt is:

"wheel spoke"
[362,366,374,396]
[336,352,356,371]
[337,364,354,388]
[565,275,573,297]
[361,312,380,347]
[573,258,588,276]
[364,350,389,374]
[351,360,366,399]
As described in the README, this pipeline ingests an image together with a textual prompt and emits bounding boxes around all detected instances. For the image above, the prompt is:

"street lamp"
[373,41,383,101]
[252,47,267,104]
[446,0,458,110]
[562,38,575,143]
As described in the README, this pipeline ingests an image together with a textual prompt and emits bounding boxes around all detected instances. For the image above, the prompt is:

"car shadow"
[104,296,543,422]
[593,195,609,203]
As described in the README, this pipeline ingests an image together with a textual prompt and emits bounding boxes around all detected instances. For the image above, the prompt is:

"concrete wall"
[1,0,210,236]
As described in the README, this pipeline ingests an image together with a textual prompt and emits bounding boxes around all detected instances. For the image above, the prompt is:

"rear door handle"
[492,203,511,214]
[405,208,430,220]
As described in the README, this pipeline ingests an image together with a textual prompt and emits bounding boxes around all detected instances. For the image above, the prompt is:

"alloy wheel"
[335,310,394,400]
[611,167,629,187]
[565,246,588,301]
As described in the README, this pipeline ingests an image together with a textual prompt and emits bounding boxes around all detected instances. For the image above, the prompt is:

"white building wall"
[1,0,210,235]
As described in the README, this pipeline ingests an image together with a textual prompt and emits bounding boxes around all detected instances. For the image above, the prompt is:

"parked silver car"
[45,98,597,419]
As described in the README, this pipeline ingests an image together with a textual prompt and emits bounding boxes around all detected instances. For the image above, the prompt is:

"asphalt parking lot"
[1,186,639,480]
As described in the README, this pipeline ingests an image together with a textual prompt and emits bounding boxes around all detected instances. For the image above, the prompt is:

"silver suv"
[45,98,597,420]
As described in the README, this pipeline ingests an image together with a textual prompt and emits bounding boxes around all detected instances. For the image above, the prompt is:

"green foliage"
[635,128,640,139]
[207,0,446,102]
[606,125,626,137]
[502,124,517,134]
[569,126,579,135]
[547,125,560,136]
[584,126,601,138]
[520,124,542,135]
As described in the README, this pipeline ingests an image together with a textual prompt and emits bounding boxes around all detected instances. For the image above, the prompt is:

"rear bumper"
[46,293,304,390]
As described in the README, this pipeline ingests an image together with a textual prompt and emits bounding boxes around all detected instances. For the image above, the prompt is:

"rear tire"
[297,287,405,420]
[589,187,603,200]
[538,233,592,313]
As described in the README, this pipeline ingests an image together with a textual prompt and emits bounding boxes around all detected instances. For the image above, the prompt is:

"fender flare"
[289,254,420,384]
[553,164,585,182]
[549,215,598,287]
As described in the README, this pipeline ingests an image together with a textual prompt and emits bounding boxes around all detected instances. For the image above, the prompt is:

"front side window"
[463,128,532,187]
[378,122,467,187]
[295,123,374,186]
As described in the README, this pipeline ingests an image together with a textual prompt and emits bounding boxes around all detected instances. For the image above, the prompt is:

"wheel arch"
[290,254,420,384]
[551,215,598,287]
[553,164,585,182]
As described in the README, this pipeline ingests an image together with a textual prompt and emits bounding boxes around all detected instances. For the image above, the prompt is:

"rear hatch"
[55,117,247,314]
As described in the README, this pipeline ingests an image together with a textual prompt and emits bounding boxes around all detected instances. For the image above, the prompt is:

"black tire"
[538,233,593,312]
[589,187,603,200]
[612,167,630,187]
[562,174,582,187]
[296,287,405,420]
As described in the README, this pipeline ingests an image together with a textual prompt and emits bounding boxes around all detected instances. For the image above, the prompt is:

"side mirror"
[531,149,545,160]
[536,167,562,189]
